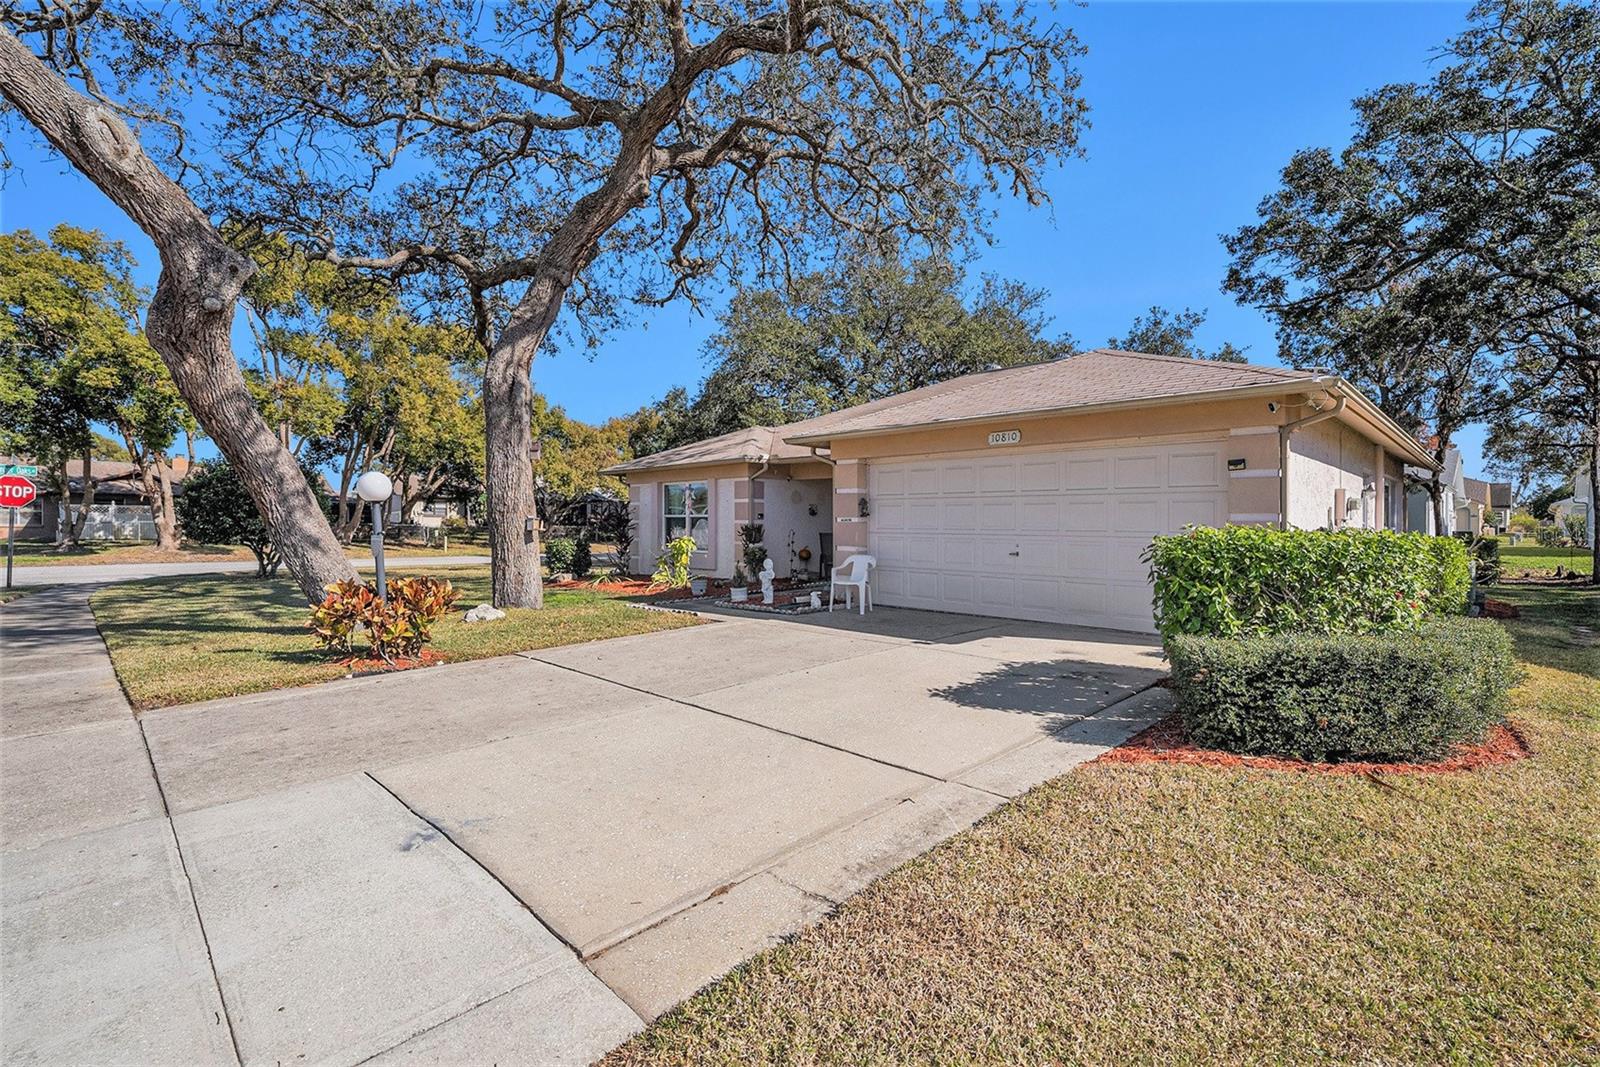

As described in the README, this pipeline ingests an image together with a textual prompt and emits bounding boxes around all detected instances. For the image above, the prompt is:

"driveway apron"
[4,590,1172,1060]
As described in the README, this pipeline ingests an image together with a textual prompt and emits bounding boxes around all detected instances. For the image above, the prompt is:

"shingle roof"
[601,424,817,474]
[784,349,1323,443]
[606,349,1370,475]
[1463,477,1491,505]
[1490,482,1513,509]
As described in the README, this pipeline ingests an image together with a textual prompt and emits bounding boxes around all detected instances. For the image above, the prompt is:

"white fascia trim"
[1228,425,1279,437]
[1229,469,1282,479]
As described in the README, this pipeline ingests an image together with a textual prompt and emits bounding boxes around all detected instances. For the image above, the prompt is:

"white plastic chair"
[828,554,876,615]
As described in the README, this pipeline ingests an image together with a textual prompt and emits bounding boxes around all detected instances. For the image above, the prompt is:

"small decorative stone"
[463,603,506,623]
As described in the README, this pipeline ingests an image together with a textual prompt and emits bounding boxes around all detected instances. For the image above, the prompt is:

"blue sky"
[0,1,1491,477]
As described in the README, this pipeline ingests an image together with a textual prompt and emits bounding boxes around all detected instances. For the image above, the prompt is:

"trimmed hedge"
[1146,526,1470,640]
[1166,617,1520,762]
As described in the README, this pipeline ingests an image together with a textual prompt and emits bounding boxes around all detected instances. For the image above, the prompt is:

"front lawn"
[609,586,1599,1065]
[91,566,699,709]
[1499,541,1593,576]
[8,540,489,567]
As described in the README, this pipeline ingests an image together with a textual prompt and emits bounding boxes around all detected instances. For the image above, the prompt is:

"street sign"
[0,463,38,477]
[0,474,37,509]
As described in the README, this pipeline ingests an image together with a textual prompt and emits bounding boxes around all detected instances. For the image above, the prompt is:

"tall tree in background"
[1223,0,1596,534]
[1107,306,1247,363]
[634,252,1074,454]
[102,1,1090,608]
[0,24,358,598]
[0,225,191,549]
[1485,304,1599,575]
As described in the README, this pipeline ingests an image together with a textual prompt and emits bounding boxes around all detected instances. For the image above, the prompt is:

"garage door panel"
[1169,450,1222,488]
[1062,580,1107,615]
[906,537,940,565]
[907,466,941,495]
[1066,457,1110,490]
[869,440,1227,632]
[1061,539,1109,578]
[1019,499,1060,532]
[1114,453,1162,489]
[1063,498,1109,532]
[979,578,1015,611]
[874,534,906,565]
[1170,496,1224,530]
[1113,498,1162,536]
[978,540,1018,569]
[908,500,940,528]
[942,464,977,494]
[944,500,977,530]
[978,499,1016,528]
[1019,459,1061,492]
[941,538,977,566]
[941,573,978,606]
[977,462,1016,493]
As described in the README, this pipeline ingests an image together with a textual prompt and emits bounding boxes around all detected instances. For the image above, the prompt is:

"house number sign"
[987,429,1022,447]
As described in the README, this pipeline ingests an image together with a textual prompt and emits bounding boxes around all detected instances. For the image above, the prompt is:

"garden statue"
[759,558,776,604]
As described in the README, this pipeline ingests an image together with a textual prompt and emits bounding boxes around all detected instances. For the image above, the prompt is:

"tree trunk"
[0,30,356,602]
[121,428,180,551]
[155,459,179,549]
[1588,429,1599,585]
[64,446,96,547]
[483,275,568,608]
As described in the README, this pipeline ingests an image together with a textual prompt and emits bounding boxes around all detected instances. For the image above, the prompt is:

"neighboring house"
[0,454,192,542]
[1406,444,1465,536]
[1487,481,1513,533]
[1461,477,1492,536]
[603,349,1435,633]
[1551,446,1596,545]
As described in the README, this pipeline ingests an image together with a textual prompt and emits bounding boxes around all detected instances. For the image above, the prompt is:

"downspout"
[751,453,771,482]
[808,446,836,469]
[1278,396,1347,531]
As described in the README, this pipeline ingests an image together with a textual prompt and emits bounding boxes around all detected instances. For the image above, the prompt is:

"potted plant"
[729,565,749,602]
[796,545,812,578]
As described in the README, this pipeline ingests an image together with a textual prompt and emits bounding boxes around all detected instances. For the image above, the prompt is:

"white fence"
[79,502,158,542]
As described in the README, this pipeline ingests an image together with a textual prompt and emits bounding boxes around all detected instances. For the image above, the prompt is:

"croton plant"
[308,576,461,665]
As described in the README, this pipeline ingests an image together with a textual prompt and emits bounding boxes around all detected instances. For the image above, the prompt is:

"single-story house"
[1461,477,1492,536]
[1487,481,1513,533]
[604,349,1436,633]
[0,454,193,542]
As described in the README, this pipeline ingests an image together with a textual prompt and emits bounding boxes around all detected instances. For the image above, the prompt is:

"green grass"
[1500,542,1593,576]
[90,566,698,709]
[608,586,1600,1065]
[0,585,46,605]
[6,540,488,567]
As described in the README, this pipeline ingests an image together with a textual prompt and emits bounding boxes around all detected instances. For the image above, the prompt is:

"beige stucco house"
[604,349,1436,632]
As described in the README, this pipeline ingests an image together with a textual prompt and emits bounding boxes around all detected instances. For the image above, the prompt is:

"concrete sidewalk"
[4,554,490,587]
[2,592,1171,1062]
[0,587,641,1066]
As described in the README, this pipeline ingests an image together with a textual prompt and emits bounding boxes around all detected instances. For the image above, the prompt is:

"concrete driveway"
[2,589,1171,1065]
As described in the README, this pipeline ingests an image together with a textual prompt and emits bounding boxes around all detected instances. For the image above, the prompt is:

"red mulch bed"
[1099,713,1531,776]
[1482,597,1521,619]
[339,649,446,674]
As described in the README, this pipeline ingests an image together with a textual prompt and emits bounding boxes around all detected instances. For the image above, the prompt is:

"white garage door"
[867,441,1229,632]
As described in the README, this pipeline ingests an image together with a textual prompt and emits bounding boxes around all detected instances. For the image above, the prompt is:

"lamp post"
[355,471,394,602]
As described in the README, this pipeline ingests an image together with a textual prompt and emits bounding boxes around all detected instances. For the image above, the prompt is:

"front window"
[663,482,709,550]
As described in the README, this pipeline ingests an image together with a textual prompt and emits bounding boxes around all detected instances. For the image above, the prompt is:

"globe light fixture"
[355,471,394,600]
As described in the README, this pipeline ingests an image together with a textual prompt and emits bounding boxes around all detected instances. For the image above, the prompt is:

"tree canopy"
[12,0,1089,607]
[1222,0,1597,538]
[1107,306,1247,363]
[633,251,1073,455]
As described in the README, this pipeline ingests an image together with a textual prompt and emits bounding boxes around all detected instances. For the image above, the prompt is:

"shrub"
[653,535,697,588]
[1457,535,1500,585]
[1146,526,1470,639]
[1166,617,1520,762]
[545,537,577,574]
[571,540,592,578]
[308,576,461,664]
[177,459,329,577]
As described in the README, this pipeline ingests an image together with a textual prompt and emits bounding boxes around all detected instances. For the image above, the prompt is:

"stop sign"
[0,475,37,509]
